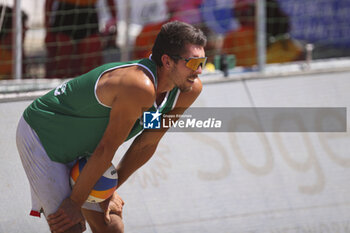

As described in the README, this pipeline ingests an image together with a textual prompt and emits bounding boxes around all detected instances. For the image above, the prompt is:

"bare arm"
[47,68,155,232]
[116,78,203,188]
[70,73,155,206]
[97,80,203,224]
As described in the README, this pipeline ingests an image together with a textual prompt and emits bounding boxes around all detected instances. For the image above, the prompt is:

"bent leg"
[60,222,85,233]
[82,208,124,233]
[16,117,85,232]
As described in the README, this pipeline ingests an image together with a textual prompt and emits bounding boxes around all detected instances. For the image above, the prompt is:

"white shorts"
[16,116,102,218]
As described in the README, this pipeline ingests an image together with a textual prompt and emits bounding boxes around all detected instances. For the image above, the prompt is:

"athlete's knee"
[90,215,124,233]
[107,217,124,233]
[60,221,85,233]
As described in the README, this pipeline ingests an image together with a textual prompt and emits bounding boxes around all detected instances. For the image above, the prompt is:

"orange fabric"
[222,27,257,67]
[0,48,12,79]
[266,39,303,64]
[133,21,165,59]
[223,27,303,67]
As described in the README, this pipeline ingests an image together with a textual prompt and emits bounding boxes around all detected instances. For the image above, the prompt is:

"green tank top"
[23,58,180,163]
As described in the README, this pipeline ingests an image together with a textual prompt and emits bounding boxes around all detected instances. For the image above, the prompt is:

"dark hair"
[151,21,207,67]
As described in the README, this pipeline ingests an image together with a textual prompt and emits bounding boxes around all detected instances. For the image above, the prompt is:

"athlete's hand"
[99,191,125,223]
[47,197,85,232]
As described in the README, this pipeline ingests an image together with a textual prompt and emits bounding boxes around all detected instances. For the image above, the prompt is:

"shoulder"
[117,66,156,107]
[120,66,155,92]
[97,65,156,108]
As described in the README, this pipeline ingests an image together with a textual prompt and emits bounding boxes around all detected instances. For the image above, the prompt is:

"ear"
[161,54,172,69]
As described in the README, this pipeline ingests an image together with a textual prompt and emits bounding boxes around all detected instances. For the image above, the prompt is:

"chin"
[179,86,192,93]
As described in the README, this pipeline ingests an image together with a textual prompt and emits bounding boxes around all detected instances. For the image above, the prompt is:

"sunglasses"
[171,55,207,71]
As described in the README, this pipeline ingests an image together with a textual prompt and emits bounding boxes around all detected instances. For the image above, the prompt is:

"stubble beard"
[170,66,196,93]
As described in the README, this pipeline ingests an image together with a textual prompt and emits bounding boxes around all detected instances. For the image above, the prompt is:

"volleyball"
[70,157,118,203]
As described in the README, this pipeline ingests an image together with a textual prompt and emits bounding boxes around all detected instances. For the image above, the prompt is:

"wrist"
[69,194,84,208]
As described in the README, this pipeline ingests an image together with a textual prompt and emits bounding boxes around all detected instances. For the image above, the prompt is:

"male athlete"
[16,21,207,233]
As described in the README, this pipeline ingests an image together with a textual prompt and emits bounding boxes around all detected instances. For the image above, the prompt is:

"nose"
[195,64,203,74]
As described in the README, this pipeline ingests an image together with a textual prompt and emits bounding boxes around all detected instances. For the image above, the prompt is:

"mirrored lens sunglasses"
[171,55,208,71]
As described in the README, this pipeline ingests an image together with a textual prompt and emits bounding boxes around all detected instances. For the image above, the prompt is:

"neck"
[156,66,175,94]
